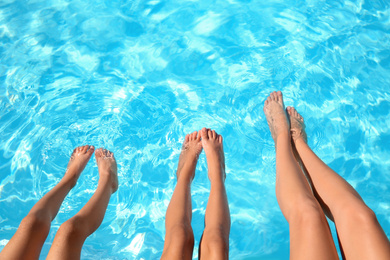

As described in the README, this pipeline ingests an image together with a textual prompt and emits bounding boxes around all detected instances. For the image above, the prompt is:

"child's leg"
[0,145,94,260]
[161,132,202,260]
[47,148,118,260]
[288,106,390,260]
[198,128,230,260]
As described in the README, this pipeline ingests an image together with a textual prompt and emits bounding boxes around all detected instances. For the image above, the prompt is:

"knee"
[170,224,194,247]
[341,203,378,229]
[21,211,51,235]
[57,217,88,241]
[201,228,229,259]
[287,196,325,226]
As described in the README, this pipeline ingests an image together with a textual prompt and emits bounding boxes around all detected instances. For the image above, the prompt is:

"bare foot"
[65,145,95,188]
[95,148,118,194]
[287,106,307,143]
[263,91,290,144]
[177,131,203,181]
[200,128,225,182]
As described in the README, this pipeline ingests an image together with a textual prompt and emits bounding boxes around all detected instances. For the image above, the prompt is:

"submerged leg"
[199,128,230,260]
[288,106,390,260]
[0,145,94,260]
[47,148,118,260]
[264,92,338,260]
[161,131,202,260]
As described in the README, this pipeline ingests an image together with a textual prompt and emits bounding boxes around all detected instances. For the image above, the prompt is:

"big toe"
[287,106,293,115]
[275,91,284,104]
[201,127,209,140]
[87,146,95,156]
[95,148,103,158]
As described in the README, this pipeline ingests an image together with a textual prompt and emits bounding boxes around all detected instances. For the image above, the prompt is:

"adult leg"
[288,106,390,260]
[47,148,118,260]
[0,145,94,260]
[198,128,230,260]
[161,131,202,260]
[264,92,338,260]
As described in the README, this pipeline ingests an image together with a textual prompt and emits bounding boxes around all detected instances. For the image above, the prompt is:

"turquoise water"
[1,0,390,259]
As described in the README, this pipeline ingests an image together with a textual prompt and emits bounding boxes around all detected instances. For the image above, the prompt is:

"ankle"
[210,178,226,189]
[294,137,307,148]
[274,132,291,148]
[61,174,78,189]
[275,131,290,141]
[177,169,194,183]
[208,171,225,184]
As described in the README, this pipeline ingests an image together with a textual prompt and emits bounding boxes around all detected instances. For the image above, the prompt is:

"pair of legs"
[0,146,118,260]
[264,91,390,259]
[161,128,230,260]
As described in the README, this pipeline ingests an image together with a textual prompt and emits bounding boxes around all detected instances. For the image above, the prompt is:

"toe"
[212,130,216,139]
[208,129,213,139]
[294,109,298,117]
[201,128,209,140]
[192,131,197,140]
[87,146,95,155]
[286,106,291,114]
[185,134,190,142]
[196,131,201,141]
[290,106,295,114]
[276,91,283,102]
[81,145,89,153]
[95,148,102,158]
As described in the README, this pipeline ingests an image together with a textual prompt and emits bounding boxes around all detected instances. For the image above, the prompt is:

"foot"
[263,91,290,144]
[200,128,226,182]
[65,145,95,188]
[287,106,307,143]
[95,148,118,194]
[176,131,203,181]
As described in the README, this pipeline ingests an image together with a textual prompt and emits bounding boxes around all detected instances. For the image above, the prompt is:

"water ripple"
[1,0,390,259]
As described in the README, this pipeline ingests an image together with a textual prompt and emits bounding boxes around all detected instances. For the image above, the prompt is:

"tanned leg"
[161,131,202,260]
[264,91,338,260]
[288,106,390,260]
[0,145,94,260]
[199,128,230,260]
[47,148,118,260]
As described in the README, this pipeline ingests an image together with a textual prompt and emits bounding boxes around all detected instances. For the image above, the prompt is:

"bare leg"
[47,148,118,260]
[0,145,94,260]
[161,131,202,260]
[198,128,230,260]
[288,106,390,260]
[264,91,338,260]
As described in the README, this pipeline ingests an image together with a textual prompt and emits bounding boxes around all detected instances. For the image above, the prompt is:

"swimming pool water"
[1,0,390,259]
